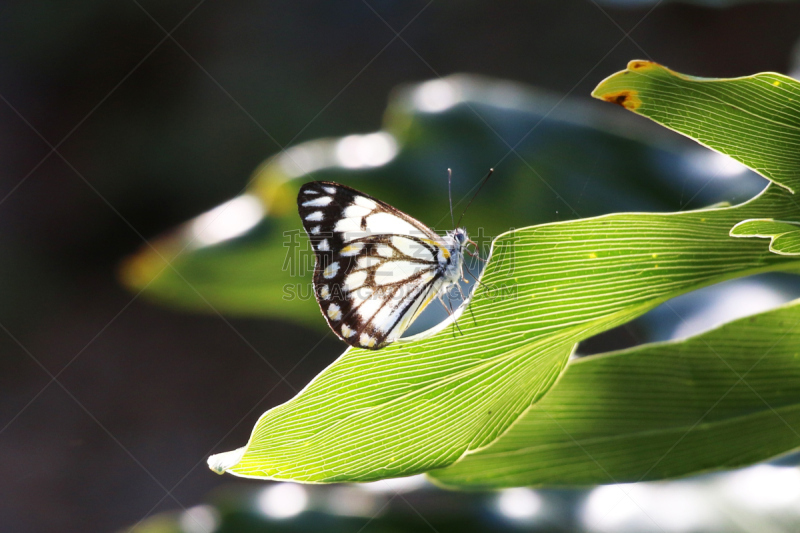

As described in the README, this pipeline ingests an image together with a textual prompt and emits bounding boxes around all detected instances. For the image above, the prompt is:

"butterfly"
[297,180,481,350]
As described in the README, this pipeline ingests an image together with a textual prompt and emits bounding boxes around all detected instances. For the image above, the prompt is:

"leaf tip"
[208,446,246,475]
[592,60,675,109]
[118,246,171,291]
[627,59,656,72]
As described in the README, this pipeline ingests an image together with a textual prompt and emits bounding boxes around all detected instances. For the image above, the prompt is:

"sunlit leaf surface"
[732,219,800,255]
[431,299,800,488]
[208,185,800,482]
[423,62,800,488]
[592,60,800,193]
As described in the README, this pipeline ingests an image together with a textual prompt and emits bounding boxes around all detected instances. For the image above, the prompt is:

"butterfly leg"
[455,281,479,327]
[439,289,467,336]
[437,294,459,340]
[444,288,465,337]
[465,268,491,294]
[456,282,467,301]
[437,293,453,316]
[467,239,487,263]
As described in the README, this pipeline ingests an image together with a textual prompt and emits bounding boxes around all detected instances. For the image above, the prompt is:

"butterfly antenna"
[456,168,494,228]
[447,168,455,228]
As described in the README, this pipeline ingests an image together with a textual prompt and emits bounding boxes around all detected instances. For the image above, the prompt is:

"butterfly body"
[439,228,469,284]
[297,181,469,350]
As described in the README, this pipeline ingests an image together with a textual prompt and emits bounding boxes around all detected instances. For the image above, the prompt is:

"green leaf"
[592,60,800,193]
[430,298,800,488]
[121,75,756,323]
[208,185,800,482]
[731,219,800,255]
[423,63,800,488]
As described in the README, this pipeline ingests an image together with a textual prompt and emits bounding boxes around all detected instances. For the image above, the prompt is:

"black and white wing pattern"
[297,181,464,350]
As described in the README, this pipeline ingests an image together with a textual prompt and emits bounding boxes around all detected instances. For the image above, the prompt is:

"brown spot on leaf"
[602,90,642,111]
[629,60,653,70]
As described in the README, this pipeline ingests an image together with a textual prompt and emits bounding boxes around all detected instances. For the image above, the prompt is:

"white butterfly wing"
[298,181,452,349]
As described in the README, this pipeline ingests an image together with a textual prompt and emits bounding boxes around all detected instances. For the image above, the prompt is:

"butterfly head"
[451,227,468,249]
[447,227,481,262]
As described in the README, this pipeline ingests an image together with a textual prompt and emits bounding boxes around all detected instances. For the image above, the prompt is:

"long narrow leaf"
[209,185,800,482]
[592,61,800,193]
[430,299,800,488]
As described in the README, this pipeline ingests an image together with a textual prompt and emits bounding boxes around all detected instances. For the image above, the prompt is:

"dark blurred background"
[3,1,800,531]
